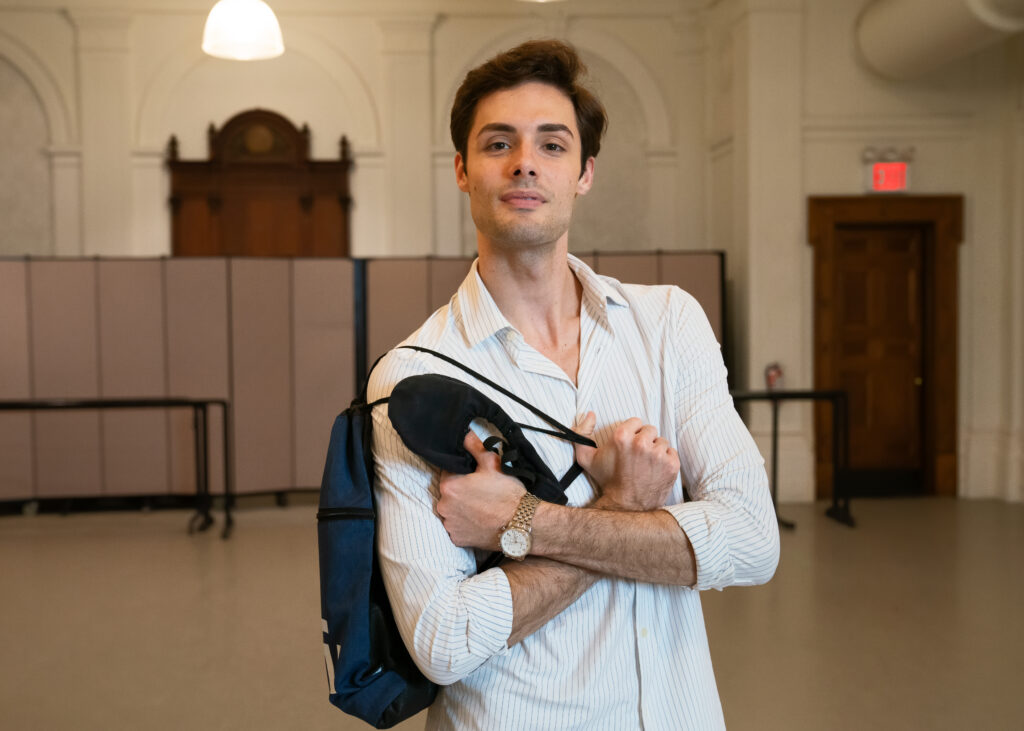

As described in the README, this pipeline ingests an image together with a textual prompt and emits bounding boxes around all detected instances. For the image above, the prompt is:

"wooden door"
[832,224,925,493]
[808,196,962,499]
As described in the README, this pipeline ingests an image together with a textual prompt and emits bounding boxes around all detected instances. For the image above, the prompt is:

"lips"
[500,189,546,208]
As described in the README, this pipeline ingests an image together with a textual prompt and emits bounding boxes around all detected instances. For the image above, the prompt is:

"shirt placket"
[634,582,657,728]
[575,294,614,416]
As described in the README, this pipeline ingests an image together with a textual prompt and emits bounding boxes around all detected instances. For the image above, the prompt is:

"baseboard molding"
[1006,437,1024,503]
[961,429,1015,500]
[0,488,320,519]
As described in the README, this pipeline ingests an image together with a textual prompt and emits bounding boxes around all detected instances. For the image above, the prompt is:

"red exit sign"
[870,161,909,192]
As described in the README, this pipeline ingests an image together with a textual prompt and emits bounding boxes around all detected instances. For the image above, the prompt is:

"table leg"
[824,394,855,527]
[770,399,796,530]
[188,405,214,534]
[221,402,234,539]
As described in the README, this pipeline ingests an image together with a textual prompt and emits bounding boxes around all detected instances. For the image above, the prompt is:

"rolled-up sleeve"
[661,292,780,591]
[368,355,513,686]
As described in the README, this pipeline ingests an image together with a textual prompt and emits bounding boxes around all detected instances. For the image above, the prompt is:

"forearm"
[666,479,780,590]
[529,500,697,586]
[502,557,599,646]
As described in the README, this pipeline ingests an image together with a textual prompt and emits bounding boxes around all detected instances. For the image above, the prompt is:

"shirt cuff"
[663,503,735,591]
[462,565,515,659]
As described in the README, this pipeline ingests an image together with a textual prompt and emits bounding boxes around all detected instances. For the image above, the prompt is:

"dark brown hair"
[450,39,608,174]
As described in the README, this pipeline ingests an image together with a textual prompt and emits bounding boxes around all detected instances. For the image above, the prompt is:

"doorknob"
[914,377,923,386]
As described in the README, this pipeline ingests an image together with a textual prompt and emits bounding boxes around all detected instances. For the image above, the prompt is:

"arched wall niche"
[436,25,672,251]
[0,30,74,145]
[0,53,54,255]
[569,52,652,251]
[433,20,539,149]
[436,25,672,151]
[136,27,381,157]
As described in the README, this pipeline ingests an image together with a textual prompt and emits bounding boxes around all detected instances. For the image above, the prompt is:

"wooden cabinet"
[167,109,352,257]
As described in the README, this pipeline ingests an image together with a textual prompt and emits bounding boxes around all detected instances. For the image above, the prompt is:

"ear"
[576,156,595,196]
[455,152,469,193]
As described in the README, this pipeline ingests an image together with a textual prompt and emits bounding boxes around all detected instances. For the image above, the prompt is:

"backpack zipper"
[317,507,374,521]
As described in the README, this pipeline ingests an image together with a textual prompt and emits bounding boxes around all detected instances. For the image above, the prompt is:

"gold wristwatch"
[499,492,541,560]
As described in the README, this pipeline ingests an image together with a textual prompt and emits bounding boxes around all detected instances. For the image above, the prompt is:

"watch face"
[500,527,530,558]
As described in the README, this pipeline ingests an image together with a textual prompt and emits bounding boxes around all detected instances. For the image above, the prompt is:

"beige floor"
[0,498,1021,730]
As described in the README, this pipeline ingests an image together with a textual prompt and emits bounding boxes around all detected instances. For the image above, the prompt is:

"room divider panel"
[164,259,230,496]
[365,257,475,362]
[0,261,33,499]
[30,261,104,498]
[658,252,724,344]
[366,258,431,362]
[230,259,294,494]
[0,251,723,502]
[588,251,725,345]
[292,259,356,489]
[97,260,170,496]
[362,252,725,362]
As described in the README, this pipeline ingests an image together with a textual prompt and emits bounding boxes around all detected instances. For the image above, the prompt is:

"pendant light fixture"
[202,0,285,61]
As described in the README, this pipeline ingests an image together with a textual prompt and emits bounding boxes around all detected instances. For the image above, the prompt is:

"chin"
[482,220,571,250]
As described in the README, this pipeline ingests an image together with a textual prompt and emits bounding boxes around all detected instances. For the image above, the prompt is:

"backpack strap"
[397,345,595,449]
[384,344,595,572]
[355,352,391,404]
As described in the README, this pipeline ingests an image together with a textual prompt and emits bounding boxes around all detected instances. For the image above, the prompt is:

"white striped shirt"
[368,255,779,730]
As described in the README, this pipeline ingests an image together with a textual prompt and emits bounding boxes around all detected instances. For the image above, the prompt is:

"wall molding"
[0,30,75,145]
[803,114,974,141]
[435,22,674,150]
[136,26,381,150]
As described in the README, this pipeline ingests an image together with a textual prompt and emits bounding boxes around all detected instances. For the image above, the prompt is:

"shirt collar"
[455,255,629,350]
[455,259,515,349]
[567,253,629,311]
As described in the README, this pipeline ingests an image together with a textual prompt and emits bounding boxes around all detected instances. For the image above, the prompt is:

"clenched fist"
[573,413,679,511]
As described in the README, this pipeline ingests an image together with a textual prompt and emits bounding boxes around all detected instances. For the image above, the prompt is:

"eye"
[487,141,511,151]
[543,142,566,153]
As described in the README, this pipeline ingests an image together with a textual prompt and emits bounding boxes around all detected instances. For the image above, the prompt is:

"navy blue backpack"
[317,387,437,728]
[317,346,593,728]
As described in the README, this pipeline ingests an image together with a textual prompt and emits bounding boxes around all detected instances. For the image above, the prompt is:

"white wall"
[0,0,1021,502]
[799,0,1022,503]
[706,0,1023,503]
[0,0,690,260]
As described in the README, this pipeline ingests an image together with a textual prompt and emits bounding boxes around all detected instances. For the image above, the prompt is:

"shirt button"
[640,628,649,639]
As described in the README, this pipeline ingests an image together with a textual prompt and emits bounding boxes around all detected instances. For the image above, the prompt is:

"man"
[367,39,779,730]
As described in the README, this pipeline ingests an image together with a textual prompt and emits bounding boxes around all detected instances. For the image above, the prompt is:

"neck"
[476,239,583,381]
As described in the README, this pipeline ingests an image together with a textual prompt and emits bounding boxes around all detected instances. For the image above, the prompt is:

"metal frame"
[0,398,234,538]
[730,389,852,528]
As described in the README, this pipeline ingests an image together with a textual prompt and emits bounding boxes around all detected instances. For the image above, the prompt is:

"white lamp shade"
[202,0,285,61]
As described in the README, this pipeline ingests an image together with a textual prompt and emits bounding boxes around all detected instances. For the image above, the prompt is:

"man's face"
[455,82,595,253]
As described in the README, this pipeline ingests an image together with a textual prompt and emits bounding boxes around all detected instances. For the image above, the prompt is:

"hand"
[437,431,527,550]
[573,412,680,511]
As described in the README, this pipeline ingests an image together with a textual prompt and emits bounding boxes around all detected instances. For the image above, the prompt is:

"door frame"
[808,195,963,498]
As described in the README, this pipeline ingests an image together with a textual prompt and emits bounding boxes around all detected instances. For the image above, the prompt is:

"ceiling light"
[202,0,285,61]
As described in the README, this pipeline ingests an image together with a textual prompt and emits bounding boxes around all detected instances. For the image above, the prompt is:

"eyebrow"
[476,122,575,138]
[538,123,574,137]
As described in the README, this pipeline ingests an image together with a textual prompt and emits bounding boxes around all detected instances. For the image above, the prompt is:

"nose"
[510,148,537,178]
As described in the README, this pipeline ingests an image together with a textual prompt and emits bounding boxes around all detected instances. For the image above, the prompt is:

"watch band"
[505,492,541,535]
